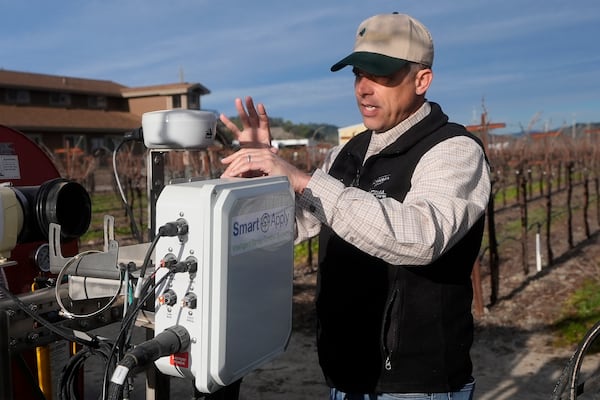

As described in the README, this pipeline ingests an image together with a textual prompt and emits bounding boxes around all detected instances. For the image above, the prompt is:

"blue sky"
[1,1,599,134]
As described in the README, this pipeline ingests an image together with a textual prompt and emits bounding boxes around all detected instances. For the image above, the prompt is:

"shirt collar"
[369,101,431,152]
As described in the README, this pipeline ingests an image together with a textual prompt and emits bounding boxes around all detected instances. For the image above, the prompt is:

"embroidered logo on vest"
[372,174,390,187]
[370,174,391,199]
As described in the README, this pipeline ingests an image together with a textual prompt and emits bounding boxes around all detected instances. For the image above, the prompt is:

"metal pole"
[145,149,170,399]
[0,310,13,400]
[536,232,542,272]
[148,150,166,241]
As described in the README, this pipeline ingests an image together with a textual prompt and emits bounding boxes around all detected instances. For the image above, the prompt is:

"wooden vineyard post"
[517,164,530,275]
[472,258,484,318]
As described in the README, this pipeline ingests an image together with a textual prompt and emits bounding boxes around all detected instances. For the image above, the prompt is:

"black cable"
[58,341,112,400]
[112,129,144,243]
[138,231,162,280]
[109,243,162,367]
[0,284,98,348]
[99,219,187,399]
[115,228,166,358]
[106,325,190,400]
[101,271,163,398]
[157,219,189,237]
[138,218,188,280]
[101,269,174,400]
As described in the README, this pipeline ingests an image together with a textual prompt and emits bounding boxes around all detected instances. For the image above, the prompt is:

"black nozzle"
[12,178,91,243]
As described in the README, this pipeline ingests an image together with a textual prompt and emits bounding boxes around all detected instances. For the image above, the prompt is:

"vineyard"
[63,132,600,318]
[479,132,600,312]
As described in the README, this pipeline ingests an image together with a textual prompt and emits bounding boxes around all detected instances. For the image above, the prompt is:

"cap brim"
[330,52,409,76]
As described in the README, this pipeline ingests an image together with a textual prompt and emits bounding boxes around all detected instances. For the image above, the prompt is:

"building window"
[90,137,106,152]
[188,93,199,109]
[5,89,31,104]
[50,92,71,106]
[88,96,107,109]
[172,94,182,108]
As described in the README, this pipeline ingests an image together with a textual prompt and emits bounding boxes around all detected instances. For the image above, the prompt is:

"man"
[220,12,490,400]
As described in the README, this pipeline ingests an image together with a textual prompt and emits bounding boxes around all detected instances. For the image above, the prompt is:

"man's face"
[353,65,425,133]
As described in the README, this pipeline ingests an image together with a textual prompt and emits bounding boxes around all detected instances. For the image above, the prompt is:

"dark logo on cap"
[359,28,366,37]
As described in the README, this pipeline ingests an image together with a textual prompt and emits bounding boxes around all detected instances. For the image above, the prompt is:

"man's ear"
[415,68,433,95]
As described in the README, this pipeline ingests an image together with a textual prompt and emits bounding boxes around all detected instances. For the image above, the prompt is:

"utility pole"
[465,110,506,150]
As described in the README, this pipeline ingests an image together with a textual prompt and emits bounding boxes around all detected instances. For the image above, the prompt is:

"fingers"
[235,96,268,126]
[256,102,267,116]
[232,97,249,129]
[219,113,238,133]
[256,103,271,131]
[232,97,260,126]
[223,96,272,148]
[220,149,311,193]
[242,97,269,130]
[245,96,260,125]
[221,149,267,178]
[219,97,258,140]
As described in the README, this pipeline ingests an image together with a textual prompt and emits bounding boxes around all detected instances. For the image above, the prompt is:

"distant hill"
[490,122,600,140]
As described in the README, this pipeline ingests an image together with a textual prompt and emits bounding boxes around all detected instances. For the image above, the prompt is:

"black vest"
[316,103,486,393]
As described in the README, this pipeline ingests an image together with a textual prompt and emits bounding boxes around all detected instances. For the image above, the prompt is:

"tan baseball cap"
[331,13,434,76]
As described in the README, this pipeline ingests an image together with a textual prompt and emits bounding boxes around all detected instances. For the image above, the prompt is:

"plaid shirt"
[295,102,491,266]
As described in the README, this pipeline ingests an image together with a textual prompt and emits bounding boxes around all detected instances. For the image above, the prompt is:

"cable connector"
[158,219,189,237]
[119,325,189,370]
[160,254,178,270]
[169,257,198,274]
[108,325,190,398]
[123,127,143,142]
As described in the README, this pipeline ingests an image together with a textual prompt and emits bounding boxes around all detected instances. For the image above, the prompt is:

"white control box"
[153,176,295,393]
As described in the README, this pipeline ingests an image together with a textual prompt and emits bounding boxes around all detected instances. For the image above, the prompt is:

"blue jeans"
[329,378,475,400]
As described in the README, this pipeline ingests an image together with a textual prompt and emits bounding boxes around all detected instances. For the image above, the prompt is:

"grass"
[293,238,318,266]
[81,191,148,243]
[553,279,600,350]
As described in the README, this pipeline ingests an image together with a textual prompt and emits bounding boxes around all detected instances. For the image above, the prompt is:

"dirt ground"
[233,240,600,400]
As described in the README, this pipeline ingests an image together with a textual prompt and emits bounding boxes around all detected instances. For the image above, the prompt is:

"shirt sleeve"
[294,145,341,244]
[295,136,491,265]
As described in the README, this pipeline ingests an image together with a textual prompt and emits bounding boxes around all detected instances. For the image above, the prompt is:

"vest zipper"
[385,355,392,371]
[381,288,399,372]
